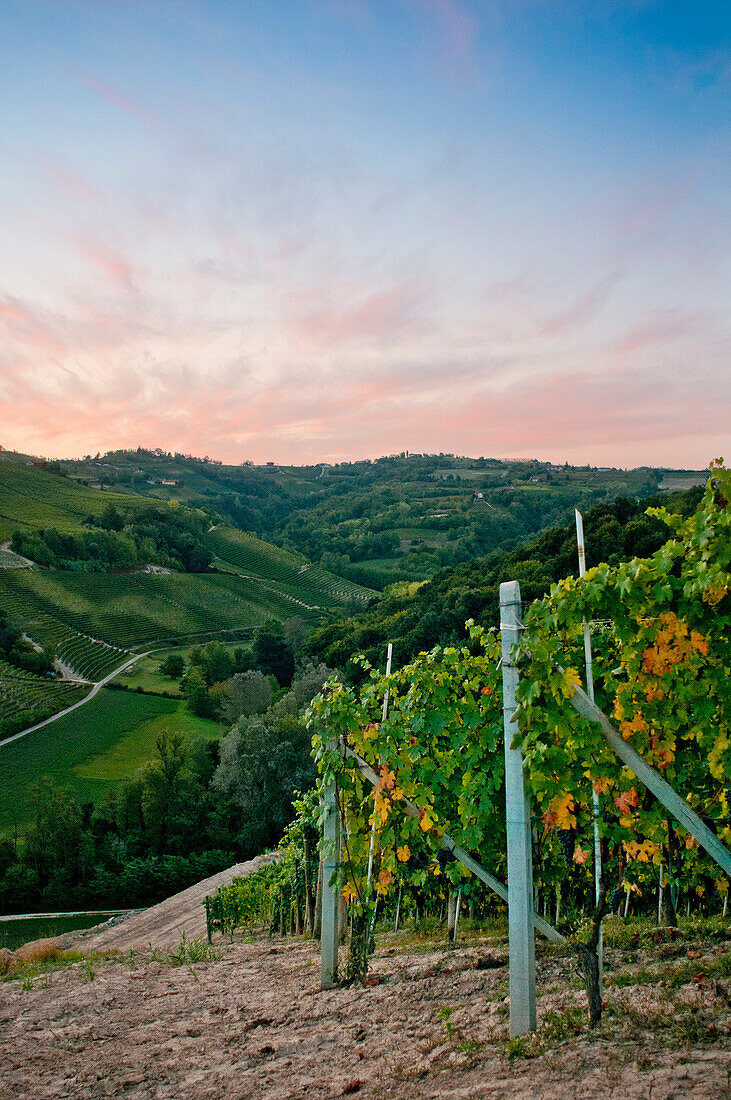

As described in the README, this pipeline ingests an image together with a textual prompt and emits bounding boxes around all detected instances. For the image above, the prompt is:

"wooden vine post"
[320,743,340,989]
[500,580,537,1036]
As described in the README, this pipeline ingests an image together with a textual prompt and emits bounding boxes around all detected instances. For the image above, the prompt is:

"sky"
[1,0,729,468]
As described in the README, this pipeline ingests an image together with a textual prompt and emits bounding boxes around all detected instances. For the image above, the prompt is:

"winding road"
[0,651,151,749]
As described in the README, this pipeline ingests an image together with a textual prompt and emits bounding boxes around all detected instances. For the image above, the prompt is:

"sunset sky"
[1,0,728,468]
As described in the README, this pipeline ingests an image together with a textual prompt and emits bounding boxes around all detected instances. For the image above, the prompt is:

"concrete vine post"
[320,741,340,990]
[575,508,603,986]
[500,580,537,1036]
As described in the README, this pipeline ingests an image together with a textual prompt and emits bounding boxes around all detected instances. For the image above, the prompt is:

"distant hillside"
[0,453,135,540]
[302,483,706,678]
[0,452,373,737]
[58,447,707,589]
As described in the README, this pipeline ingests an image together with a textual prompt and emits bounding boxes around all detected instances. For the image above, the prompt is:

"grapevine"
[302,464,730,1023]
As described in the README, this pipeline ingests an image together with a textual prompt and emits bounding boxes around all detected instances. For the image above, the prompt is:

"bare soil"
[1,922,729,1099]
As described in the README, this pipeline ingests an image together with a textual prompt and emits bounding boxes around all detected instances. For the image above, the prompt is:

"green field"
[0,689,220,832]
[113,654,183,695]
[112,640,248,695]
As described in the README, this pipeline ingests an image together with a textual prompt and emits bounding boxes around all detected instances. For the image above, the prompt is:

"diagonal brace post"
[342,746,563,945]
[568,682,731,878]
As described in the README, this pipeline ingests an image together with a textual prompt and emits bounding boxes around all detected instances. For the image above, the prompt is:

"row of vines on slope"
[307,462,730,1019]
[206,792,320,941]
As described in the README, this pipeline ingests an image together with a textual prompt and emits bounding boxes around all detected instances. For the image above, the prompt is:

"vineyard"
[0,458,133,541]
[0,571,130,680]
[0,567,318,663]
[0,465,376,741]
[0,547,30,569]
[208,464,730,1035]
[0,659,87,738]
[209,526,375,610]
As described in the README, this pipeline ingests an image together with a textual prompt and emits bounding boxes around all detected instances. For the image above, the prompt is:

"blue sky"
[1,0,728,466]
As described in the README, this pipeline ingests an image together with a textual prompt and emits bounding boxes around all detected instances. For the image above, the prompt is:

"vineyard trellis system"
[201,467,729,1039]
[312,464,731,1035]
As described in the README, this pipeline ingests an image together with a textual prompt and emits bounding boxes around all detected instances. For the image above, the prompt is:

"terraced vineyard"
[209,526,375,609]
[0,566,319,660]
[0,660,86,734]
[0,573,129,680]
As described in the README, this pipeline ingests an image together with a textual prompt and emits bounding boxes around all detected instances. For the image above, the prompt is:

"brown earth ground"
[1,906,729,1100]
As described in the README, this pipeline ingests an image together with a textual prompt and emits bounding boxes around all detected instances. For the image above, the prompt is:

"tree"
[253,630,295,686]
[292,660,335,708]
[98,503,124,532]
[159,653,185,679]
[219,670,272,727]
[212,705,315,855]
[24,780,83,886]
[182,666,217,718]
[193,641,235,686]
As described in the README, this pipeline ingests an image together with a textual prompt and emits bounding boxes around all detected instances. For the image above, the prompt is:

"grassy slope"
[209,526,373,609]
[0,455,137,541]
[0,688,219,832]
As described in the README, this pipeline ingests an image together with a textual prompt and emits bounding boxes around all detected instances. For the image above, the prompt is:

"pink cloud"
[44,159,104,205]
[537,272,620,338]
[295,281,427,347]
[75,239,136,289]
[0,296,70,361]
[74,71,153,126]
[613,309,706,355]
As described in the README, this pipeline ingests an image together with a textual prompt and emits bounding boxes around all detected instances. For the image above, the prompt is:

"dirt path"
[60,853,279,954]
[0,540,34,568]
[53,657,90,682]
[1,929,729,1099]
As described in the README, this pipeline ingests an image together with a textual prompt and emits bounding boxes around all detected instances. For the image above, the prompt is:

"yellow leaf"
[379,766,396,791]
[560,667,582,698]
[396,845,410,862]
[620,712,648,741]
[543,791,576,831]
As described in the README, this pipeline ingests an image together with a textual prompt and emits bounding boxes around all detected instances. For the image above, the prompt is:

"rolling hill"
[59,447,707,589]
[0,452,374,746]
